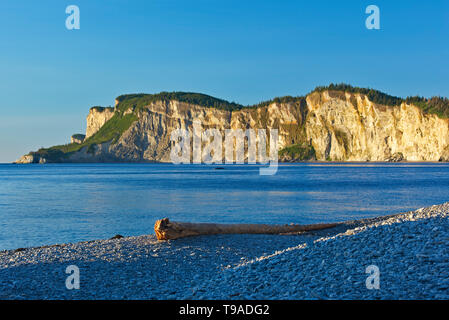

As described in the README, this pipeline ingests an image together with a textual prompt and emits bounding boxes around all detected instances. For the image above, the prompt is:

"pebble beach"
[1,203,448,300]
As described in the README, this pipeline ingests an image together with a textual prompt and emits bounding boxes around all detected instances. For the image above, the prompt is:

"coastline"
[8,160,449,165]
[1,203,448,299]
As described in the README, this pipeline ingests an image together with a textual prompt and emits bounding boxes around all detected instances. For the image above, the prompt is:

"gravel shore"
[1,203,448,300]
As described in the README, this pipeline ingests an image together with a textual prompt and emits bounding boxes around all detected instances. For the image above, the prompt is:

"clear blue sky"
[1,0,448,162]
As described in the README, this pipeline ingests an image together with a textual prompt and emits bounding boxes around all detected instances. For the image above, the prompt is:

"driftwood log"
[154,218,339,240]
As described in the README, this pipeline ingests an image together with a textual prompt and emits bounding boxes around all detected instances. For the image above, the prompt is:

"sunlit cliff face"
[15,91,449,163]
[305,91,449,161]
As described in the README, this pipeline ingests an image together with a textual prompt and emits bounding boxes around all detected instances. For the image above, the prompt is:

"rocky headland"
[15,84,449,164]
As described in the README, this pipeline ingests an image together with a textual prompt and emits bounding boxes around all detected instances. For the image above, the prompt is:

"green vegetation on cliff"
[32,110,138,162]
[30,148,65,161]
[279,144,316,161]
[405,96,449,119]
[116,92,310,111]
[251,96,306,109]
[116,92,244,112]
[115,86,449,119]
[90,106,114,112]
[314,83,449,118]
[85,112,138,145]
[313,83,403,106]
[71,134,85,141]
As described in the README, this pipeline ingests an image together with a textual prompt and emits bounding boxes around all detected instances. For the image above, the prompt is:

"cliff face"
[86,107,115,138]
[60,100,303,163]
[15,90,449,163]
[305,91,449,161]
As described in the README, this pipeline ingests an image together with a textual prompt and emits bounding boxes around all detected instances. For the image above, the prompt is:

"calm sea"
[1,163,449,250]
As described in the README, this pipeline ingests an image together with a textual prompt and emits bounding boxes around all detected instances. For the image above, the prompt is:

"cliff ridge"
[15,85,449,163]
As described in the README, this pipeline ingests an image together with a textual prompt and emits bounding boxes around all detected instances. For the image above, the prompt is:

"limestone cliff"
[14,88,449,163]
[86,107,115,138]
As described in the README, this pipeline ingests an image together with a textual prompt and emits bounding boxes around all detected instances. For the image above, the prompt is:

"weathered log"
[154,218,339,240]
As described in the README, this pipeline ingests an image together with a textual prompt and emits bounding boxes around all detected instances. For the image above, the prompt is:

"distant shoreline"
[7,160,449,165]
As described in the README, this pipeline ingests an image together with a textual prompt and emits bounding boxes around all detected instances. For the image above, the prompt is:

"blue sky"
[1,0,448,162]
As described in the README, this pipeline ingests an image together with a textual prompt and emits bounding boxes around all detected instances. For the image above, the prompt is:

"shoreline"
[7,160,449,165]
[1,202,448,299]
[0,204,431,254]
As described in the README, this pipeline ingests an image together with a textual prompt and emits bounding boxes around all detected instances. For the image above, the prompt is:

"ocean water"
[1,163,449,250]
